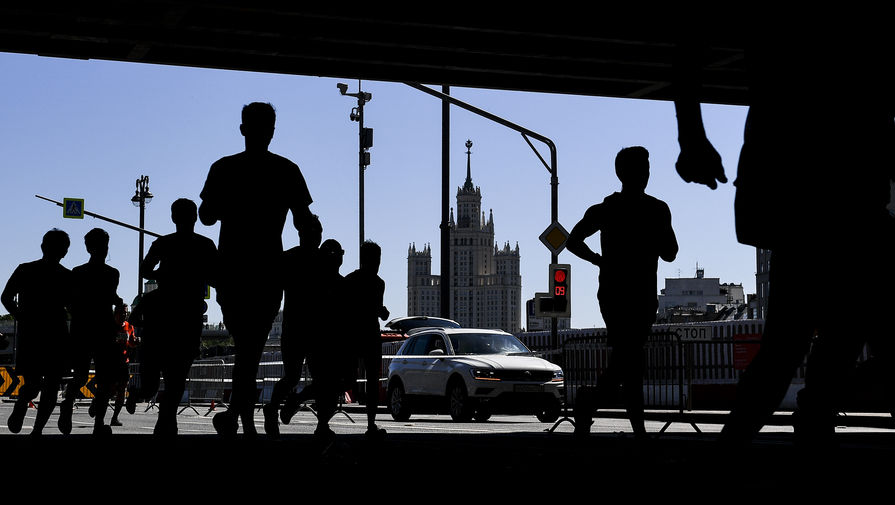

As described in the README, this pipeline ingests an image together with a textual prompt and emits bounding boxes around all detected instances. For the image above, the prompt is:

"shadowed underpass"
[4,419,895,494]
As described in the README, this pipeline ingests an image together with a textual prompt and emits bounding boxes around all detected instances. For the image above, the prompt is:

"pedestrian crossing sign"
[63,198,84,219]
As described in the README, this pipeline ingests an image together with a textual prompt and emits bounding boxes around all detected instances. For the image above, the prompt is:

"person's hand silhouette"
[675,136,727,189]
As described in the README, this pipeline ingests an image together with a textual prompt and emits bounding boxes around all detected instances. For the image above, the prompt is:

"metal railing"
[6,333,888,435]
[551,332,766,433]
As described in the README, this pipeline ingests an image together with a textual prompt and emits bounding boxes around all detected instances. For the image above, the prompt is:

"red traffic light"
[554,269,567,284]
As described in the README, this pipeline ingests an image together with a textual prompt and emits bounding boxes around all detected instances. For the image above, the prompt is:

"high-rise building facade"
[407,140,522,333]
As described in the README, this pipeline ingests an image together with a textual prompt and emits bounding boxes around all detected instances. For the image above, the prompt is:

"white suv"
[386,327,564,422]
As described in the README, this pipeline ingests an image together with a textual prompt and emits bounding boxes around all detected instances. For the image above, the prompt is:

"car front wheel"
[388,382,411,421]
[448,380,473,422]
[536,398,561,423]
[474,406,492,422]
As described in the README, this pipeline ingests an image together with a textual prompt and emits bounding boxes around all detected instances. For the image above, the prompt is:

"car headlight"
[471,368,500,381]
[551,370,564,382]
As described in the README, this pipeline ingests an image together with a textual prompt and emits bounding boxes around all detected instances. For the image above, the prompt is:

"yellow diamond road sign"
[539,221,569,255]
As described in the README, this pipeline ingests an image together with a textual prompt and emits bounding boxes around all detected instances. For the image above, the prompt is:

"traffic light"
[548,263,571,317]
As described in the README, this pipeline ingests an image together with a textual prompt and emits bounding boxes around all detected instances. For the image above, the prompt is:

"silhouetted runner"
[199,102,315,438]
[344,240,389,440]
[278,239,347,444]
[264,214,323,438]
[107,308,136,427]
[566,146,678,440]
[59,228,124,437]
[1,229,73,437]
[132,198,217,437]
[125,288,162,414]
[673,29,895,447]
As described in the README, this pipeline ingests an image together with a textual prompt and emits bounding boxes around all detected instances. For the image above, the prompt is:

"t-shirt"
[70,262,121,341]
[344,269,385,339]
[1,259,72,353]
[144,232,217,302]
[572,191,677,301]
[199,151,312,267]
[733,33,895,249]
[281,245,322,337]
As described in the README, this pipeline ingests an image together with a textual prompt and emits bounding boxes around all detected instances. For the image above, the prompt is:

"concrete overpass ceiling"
[0,4,748,104]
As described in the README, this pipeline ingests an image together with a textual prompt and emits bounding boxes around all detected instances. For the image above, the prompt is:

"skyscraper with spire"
[408,140,522,333]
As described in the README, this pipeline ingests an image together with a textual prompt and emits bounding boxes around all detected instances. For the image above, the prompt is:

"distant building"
[658,267,746,319]
[407,244,441,318]
[269,310,283,340]
[408,140,522,333]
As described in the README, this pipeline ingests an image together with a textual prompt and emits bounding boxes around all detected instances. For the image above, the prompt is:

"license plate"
[514,384,544,393]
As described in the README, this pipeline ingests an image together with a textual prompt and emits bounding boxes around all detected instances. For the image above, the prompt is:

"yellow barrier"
[0,366,24,398]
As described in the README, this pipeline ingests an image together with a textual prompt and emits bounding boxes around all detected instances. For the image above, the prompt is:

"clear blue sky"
[0,51,754,330]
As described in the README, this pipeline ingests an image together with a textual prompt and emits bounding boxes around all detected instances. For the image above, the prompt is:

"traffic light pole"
[404,83,560,347]
[357,84,365,256]
[441,85,451,320]
[338,80,372,267]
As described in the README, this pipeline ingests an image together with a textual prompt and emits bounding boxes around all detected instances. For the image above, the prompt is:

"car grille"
[491,370,555,382]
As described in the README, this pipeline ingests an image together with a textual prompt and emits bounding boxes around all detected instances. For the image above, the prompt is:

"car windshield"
[448,333,530,355]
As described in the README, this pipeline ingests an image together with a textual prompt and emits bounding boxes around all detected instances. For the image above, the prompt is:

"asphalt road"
[2,400,895,496]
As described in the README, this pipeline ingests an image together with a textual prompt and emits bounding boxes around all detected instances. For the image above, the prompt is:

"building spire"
[462,139,475,192]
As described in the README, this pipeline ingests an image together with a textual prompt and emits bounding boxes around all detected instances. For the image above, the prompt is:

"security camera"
[337,83,348,95]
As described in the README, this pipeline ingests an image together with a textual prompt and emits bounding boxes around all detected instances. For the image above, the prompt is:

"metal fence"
[558,332,765,413]
[2,330,883,427]
[124,355,384,415]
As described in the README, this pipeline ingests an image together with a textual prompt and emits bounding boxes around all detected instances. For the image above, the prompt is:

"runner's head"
[84,228,110,259]
[615,146,650,193]
[360,240,381,273]
[240,102,276,151]
[41,228,70,262]
[320,239,344,272]
[171,198,198,227]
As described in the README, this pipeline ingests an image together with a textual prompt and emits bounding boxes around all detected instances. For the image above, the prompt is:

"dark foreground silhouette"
[264,214,323,438]
[673,29,895,447]
[1,229,72,437]
[199,102,315,437]
[344,240,390,439]
[567,146,678,439]
[276,238,350,442]
[59,228,124,437]
[128,198,217,436]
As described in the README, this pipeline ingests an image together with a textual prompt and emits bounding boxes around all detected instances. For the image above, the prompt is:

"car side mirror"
[428,349,445,356]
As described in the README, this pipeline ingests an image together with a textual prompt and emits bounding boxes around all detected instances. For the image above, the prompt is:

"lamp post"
[337,80,372,264]
[131,175,153,296]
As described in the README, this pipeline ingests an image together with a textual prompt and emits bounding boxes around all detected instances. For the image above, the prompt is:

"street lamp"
[131,175,152,296]
[337,80,372,264]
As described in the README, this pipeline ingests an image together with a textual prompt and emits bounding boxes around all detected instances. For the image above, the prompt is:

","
[386,327,564,423]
